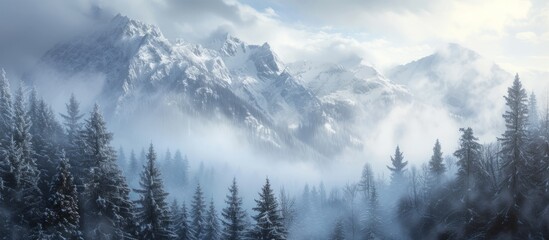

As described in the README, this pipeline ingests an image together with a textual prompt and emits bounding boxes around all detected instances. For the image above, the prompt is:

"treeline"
[0,70,287,239]
[1,67,548,240]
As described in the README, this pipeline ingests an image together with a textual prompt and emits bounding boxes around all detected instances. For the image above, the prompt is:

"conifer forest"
[1,0,549,239]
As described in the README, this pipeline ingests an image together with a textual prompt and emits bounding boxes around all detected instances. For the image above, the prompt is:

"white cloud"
[516,31,537,42]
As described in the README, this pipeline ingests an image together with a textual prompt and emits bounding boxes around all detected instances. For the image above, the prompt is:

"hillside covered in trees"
[0,68,548,239]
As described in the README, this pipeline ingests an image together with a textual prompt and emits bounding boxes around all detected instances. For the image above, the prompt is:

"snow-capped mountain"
[26,14,410,158]
[388,43,511,135]
[30,14,291,151]
[26,14,504,159]
[206,33,322,130]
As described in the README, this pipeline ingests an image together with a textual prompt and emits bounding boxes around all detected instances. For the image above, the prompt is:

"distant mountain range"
[24,14,512,160]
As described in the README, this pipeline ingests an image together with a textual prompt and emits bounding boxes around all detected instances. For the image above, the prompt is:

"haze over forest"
[0,0,548,239]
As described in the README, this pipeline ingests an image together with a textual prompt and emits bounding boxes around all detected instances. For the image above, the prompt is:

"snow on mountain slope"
[206,33,322,129]
[388,43,511,135]
[25,14,439,159]
[288,60,410,124]
[29,14,292,151]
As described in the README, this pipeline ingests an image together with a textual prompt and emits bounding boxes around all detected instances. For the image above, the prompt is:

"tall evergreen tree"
[191,184,206,240]
[3,86,43,238]
[499,74,530,210]
[0,68,12,147]
[31,96,64,195]
[363,184,381,240]
[221,178,247,240]
[428,139,446,186]
[170,200,180,239]
[358,163,374,200]
[60,94,84,178]
[79,104,135,239]
[204,199,221,240]
[330,220,345,240]
[174,202,191,240]
[44,151,83,239]
[387,146,408,185]
[134,144,174,240]
[251,178,286,240]
[454,128,483,192]
[60,94,83,150]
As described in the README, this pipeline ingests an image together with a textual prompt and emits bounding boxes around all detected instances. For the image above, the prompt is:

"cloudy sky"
[0,0,547,78]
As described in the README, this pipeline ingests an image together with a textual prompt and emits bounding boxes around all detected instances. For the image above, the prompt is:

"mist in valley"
[1,0,549,239]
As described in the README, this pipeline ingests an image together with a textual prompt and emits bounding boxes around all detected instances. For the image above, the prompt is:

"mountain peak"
[436,43,480,60]
[107,14,163,40]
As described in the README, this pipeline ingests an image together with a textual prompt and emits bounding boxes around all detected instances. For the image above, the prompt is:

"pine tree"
[3,86,43,238]
[499,74,530,205]
[60,94,84,179]
[387,146,408,185]
[221,178,247,240]
[174,202,191,240]
[358,163,374,200]
[251,178,286,240]
[135,144,174,240]
[170,200,180,239]
[330,220,345,240]
[0,68,12,146]
[79,104,135,239]
[428,139,446,187]
[204,199,220,240]
[44,151,83,239]
[191,184,206,240]
[31,96,64,195]
[454,128,483,192]
[363,184,381,240]
[60,94,84,142]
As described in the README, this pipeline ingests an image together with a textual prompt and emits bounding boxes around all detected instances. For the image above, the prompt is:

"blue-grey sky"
[0,0,547,77]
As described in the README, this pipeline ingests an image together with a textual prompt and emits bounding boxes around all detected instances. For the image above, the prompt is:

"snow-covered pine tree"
[174,202,191,240]
[29,93,64,195]
[169,199,180,239]
[204,199,220,240]
[0,68,12,147]
[44,151,83,239]
[428,139,446,188]
[0,69,13,237]
[79,104,135,239]
[134,144,174,240]
[387,146,408,185]
[454,128,483,192]
[221,178,247,240]
[4,86,43,238]
[330,220,345,240]
[191,184,206,240]
[60,94,84,144]
[499,74,530,215]
[60,94,84,181]
[251,178,286,240]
